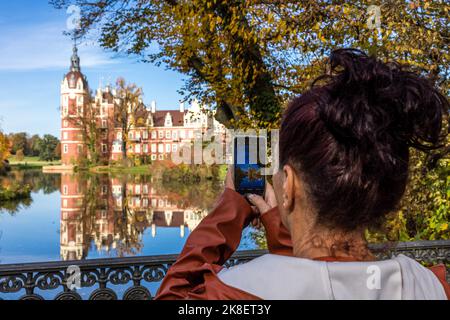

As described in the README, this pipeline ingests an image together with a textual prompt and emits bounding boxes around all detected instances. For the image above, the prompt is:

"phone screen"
[234,136,266,197]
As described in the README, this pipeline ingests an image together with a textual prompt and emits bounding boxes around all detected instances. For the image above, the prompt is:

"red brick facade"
[61,45,225,166]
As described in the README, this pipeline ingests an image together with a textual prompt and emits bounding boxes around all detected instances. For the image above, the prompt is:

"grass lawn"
[8,156,61,168]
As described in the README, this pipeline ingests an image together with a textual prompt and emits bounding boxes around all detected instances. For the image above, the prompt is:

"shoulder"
[217,254,331,300]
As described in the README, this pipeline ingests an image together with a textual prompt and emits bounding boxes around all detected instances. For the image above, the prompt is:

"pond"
[0,170,258,264]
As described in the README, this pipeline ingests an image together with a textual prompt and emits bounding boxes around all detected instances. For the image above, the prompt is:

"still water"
[0,170,258,264]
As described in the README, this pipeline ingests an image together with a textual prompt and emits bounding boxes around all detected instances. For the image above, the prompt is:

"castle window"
[63,185,68,195]
[102,119,107,128]
[158,144,164,153]
[180,130,185,139]
[101,144,107,153]
[151,131,157,139]
[128,132,134,140]
[63,132,68,140]
[117,132,122,140]
[63,120,68,127]
[151,154,157,161]
[172,131,178,140]
[136,131,141,139]
[189,130,193,138]
[143,131,148,139]
[172,144,178,152]
[165,131,171,139]
[63,144,68,154]
[158,154,164,160]
[135,144,141,153]
[166,144,171,153]
[151,144,156,153]
[143,144,148,153]
[158,131,164,139]
[101,185,108,195]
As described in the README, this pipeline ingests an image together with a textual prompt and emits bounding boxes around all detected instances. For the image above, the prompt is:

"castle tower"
[60,44,90,166]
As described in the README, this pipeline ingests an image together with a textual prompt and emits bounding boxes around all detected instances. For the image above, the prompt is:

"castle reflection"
[59,173,221,261]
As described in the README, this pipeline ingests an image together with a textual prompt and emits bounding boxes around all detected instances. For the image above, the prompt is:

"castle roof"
[152,110,186,127]
[64,44,89,90]
[65,70,88,89]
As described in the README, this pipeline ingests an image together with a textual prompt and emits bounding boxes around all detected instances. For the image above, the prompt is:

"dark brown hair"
[280,48,449,231]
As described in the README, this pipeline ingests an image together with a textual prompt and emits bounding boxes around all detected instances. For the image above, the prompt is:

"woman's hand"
[247,182,277,228]
[224,166,235,190]
[224,167,277,228]
[247,182,277,216]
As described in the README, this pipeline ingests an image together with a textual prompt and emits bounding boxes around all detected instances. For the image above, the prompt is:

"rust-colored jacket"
[155,188,449,300]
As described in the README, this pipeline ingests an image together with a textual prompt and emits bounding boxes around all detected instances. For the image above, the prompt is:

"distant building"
[60,45,226,166]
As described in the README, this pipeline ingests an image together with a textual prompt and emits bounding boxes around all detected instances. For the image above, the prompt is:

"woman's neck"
[291,227,375,261]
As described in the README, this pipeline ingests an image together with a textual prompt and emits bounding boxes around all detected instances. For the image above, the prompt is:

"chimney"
[151,100,156,113]
[179,102,185,113]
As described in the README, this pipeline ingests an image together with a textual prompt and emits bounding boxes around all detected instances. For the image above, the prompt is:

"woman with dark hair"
[156,49,449,300]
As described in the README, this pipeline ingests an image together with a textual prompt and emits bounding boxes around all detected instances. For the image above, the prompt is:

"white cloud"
[0,22,117,71]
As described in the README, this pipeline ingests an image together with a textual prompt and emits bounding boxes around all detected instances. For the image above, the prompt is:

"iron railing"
[0,240,449,300]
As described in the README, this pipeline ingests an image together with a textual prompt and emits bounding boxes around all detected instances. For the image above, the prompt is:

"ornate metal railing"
[0,240,449,300]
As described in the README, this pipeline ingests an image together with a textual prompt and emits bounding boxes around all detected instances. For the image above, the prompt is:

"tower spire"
[70,38,80,72]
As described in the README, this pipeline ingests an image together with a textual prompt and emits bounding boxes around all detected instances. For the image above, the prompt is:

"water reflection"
[0,170,60,214]
[0,170,228,262]
[59,173,221,260]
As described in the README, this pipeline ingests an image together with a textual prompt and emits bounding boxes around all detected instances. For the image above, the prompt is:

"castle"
[60,45,226,166]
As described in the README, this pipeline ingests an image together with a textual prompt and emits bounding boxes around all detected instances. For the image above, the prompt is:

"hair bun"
[317,48,448,154]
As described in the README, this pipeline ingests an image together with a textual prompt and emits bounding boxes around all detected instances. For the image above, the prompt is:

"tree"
[53,143,62,160]
[51,0,449,129]
[28,134,42,157]
[15,149,24,162]
[114,77,146,165]
[38,135,60,162]
[9,132,29,155]
[0,132,10,162]
[69,94,101,166]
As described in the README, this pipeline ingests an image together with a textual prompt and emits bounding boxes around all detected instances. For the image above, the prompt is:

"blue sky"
[0,0,185,136]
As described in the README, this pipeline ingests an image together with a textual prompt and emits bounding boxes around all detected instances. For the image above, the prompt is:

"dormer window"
[164,113,173,127]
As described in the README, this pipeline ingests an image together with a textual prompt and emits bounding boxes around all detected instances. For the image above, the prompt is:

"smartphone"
[233,136,266,198]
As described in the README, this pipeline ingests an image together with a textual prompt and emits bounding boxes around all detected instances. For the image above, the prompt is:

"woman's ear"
[282,164,296,212]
